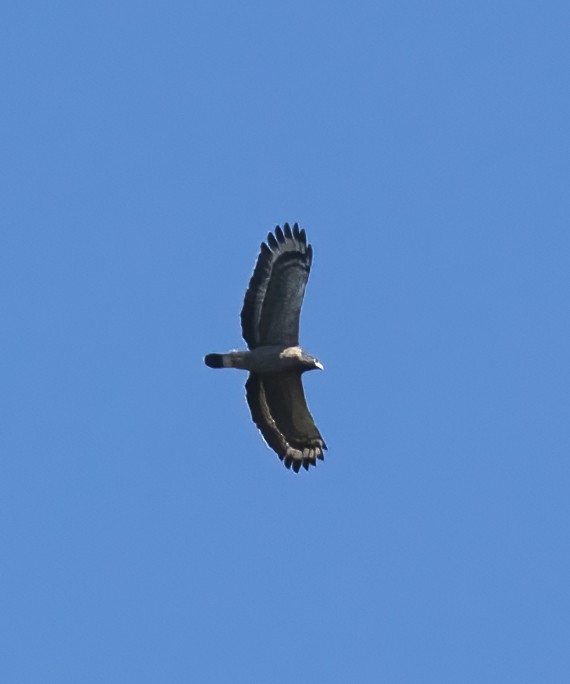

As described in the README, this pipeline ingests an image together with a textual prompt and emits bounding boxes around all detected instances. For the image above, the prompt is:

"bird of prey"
[204,223,327,472]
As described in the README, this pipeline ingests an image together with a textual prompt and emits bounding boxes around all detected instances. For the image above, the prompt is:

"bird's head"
[280,346,324,372]
[300,352,324,372]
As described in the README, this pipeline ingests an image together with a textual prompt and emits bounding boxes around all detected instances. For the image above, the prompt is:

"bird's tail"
[204,353,227,368]
[204,352,251,369]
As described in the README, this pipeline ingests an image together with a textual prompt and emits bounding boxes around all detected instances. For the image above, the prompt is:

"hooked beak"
[315,361,324,370]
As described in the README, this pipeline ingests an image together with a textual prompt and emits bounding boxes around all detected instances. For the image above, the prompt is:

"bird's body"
[205,345,323,373]
[204,223,326,472]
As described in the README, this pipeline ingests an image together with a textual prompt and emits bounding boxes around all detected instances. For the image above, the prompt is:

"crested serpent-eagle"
[204,223,327,472]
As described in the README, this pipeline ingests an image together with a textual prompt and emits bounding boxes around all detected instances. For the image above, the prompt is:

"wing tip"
[271,223,309,247]
[280,441,326,473]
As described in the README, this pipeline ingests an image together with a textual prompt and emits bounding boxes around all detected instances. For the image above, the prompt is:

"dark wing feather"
[241,223,312,349]
[245,371,326,472]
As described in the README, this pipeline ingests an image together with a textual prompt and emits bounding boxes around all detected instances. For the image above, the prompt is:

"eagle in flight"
[204,223,327,472]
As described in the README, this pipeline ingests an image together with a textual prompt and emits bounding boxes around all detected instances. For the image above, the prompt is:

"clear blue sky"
[2,2,569,682]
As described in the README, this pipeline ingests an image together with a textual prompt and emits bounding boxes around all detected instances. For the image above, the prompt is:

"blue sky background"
[2,2,569,682]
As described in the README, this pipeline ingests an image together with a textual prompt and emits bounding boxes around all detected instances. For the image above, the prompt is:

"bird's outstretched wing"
[245,371,326,472]
[241,223,312,349]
